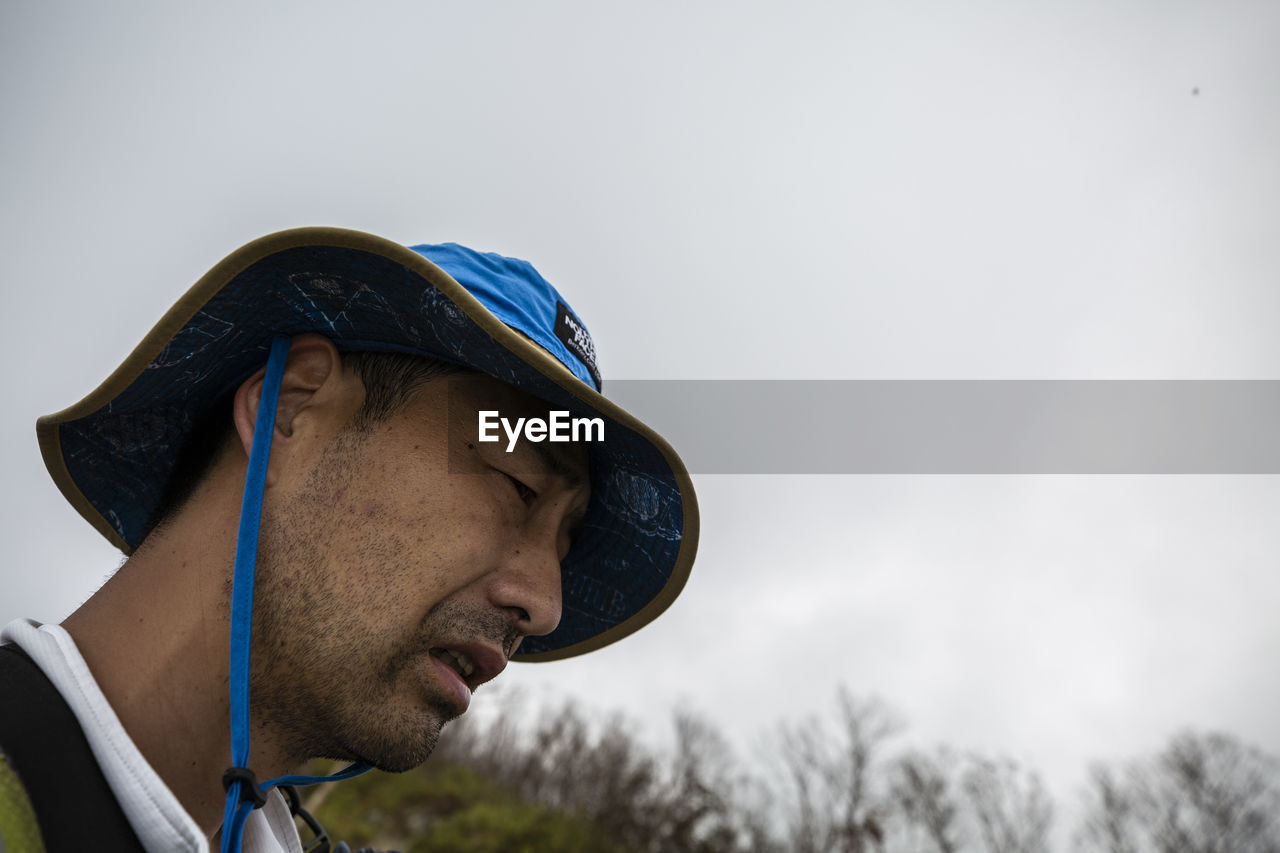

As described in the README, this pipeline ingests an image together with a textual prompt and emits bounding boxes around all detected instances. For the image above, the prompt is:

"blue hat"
[37,227,698,660]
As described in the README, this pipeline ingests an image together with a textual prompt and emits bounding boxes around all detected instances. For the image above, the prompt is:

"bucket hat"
[36,226,698,661]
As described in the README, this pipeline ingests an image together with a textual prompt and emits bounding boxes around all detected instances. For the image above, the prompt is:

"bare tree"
[891,749,963,853]
[645,710,760,853]
[1077,731,1280,853]
[961,757,1053,853]
[427,692,761,852]
[771,687,902,853]
[885,747,1053,853]
[1076,765,1140,853]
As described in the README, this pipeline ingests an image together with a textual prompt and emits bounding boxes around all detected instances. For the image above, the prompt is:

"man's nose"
[489,537,563,640]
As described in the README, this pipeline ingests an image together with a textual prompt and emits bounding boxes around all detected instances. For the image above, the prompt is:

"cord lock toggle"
[222,766,268,809]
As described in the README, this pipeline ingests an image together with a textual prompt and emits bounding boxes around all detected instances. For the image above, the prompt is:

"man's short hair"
[146,351,472,539]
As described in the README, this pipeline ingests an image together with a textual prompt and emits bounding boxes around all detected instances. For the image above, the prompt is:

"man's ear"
[231,334,357,485]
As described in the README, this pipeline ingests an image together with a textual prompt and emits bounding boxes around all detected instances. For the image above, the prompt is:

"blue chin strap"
[220,336,372,852]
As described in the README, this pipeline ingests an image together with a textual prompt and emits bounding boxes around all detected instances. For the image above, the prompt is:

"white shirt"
[1,618,303,853]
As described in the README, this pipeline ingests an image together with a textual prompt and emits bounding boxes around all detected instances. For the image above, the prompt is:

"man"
[0,228,698,852]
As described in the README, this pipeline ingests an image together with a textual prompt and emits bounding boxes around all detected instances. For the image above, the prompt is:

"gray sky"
[3,0,1278,830]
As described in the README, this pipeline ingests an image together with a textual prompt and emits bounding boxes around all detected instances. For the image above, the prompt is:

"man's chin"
[338,732,439,774]
[369,750,435,775]
[345,704,455,773]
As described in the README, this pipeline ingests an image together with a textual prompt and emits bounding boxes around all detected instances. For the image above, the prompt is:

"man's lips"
[427,641,508,711]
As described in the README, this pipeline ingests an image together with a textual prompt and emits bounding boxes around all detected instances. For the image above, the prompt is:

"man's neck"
[61,477,300,837]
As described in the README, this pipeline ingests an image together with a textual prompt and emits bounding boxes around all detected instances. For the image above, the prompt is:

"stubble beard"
[249,510,451,772]
[243,429,479,773]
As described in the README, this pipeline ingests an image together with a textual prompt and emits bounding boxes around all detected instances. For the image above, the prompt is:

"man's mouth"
[425,641,507,706]
[429,647,476,681]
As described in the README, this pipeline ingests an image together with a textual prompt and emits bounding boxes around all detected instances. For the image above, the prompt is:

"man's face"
[249,373,590,771]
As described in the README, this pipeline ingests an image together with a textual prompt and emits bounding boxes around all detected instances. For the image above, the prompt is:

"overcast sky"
[3,0,1278,831]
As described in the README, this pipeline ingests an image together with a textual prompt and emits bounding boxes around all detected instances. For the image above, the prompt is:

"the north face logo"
[555,301,602,389]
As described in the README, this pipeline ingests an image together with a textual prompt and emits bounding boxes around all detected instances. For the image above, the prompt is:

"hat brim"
[36,227,698,662]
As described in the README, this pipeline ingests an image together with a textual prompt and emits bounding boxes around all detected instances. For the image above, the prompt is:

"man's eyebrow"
[528,439,588,489]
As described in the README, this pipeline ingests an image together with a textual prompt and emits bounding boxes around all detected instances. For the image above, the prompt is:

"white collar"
[2,618,302,853]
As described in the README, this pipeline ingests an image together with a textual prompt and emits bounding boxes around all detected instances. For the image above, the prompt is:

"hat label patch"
[555,301,601,388]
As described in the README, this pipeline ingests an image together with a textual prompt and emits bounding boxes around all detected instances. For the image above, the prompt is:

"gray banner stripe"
[604,381,1280,474]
